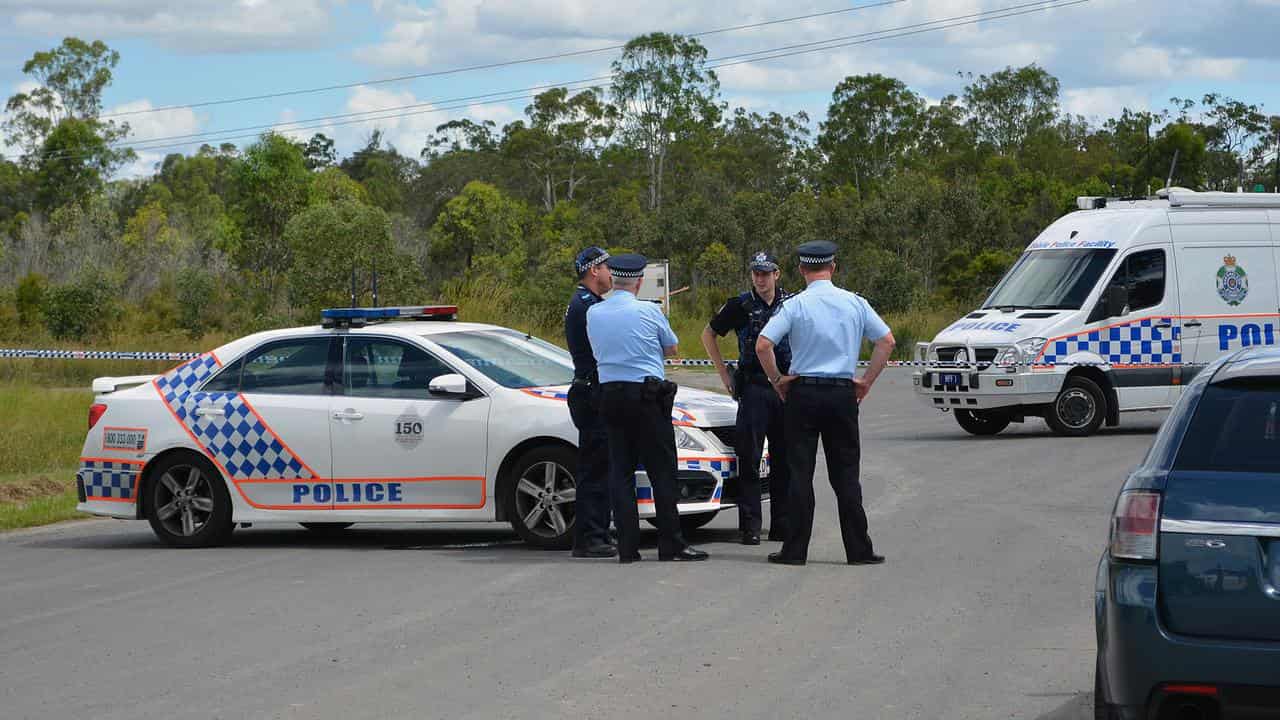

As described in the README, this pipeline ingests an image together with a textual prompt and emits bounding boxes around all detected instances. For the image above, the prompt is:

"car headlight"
[675,426,706,451]
[996,347,1020,367]
[1014,337,1048,365]
[916,342,929,363]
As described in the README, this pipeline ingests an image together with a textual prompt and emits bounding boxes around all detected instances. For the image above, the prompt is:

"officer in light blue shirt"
[587,254,708,563]
[756,240,896,567]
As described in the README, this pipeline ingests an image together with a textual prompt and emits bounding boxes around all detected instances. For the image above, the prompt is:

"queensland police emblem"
[1216,255,1248,306]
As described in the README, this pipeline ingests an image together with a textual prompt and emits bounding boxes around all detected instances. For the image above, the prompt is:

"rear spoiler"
[92,375,157,394]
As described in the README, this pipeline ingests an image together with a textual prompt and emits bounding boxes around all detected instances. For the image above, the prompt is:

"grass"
[0,384,95,531]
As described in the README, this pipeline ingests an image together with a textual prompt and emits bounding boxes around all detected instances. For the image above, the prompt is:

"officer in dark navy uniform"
[700,251,792,545]
[756,240,896,567]
[563,247,617,559]
[587,253,708,563]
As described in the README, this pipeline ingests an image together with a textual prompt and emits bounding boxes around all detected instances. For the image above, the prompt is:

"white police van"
[914,189,1280,436]
[76,306,746,548]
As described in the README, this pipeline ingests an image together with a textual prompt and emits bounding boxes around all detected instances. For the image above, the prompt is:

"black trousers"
[599,381,687,558]
[780,382,874,563]
[734,381,789,535]
[567,382,612,549]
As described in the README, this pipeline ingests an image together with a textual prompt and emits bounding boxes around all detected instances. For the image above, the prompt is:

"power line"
[18,0,1090,164]
[97,0,907,120]
[110,0,1085,152]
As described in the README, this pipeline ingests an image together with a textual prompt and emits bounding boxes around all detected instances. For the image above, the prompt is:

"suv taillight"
[88,403,107,430]
[1111,490,1161,560]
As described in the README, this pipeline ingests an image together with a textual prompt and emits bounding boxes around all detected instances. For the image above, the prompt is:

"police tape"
[0,348,200,361]
[0,347,1207,370]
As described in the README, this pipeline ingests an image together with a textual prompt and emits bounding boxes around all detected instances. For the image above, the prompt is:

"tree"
[427,181,528,280]
[285,200,413,314]
[963,64,1061,156]
[611,33,722,211]
[301,133,337,170]
[818,74,925,192]
[232,132,313,296]
[503,87,619,211]
[4,38,134,210]
[340,131,416,213]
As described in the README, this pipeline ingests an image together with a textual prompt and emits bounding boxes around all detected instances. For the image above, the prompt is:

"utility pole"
[1274,128,1280,192]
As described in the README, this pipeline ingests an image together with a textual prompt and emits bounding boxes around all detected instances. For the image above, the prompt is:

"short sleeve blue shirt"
[586,290,678,383]
[760,279,890,378]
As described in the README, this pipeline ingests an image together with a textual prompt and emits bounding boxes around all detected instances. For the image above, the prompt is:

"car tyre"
[1046,376,1106,437]
[300,522,354,533]
[145,453,234,548]
[954,409,1011,436]
[504,445,577,550]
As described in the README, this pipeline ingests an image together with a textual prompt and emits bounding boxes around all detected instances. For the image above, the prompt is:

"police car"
[76,306,746,548]
[914,189,1280,437]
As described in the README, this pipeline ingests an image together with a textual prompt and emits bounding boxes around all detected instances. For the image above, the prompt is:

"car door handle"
[1182,320,1202,328]
[195,406,225,417]
[1153,322,1173,329]
[332,410,364,421]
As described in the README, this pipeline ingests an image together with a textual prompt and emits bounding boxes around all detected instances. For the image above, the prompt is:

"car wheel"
[647,510,719,534]
[504,445,576,550]
[300,523,354,533]
[1094,654,1117,720]
[1046,376,1106,437]
[954,409,1011,436]
[145,453,234,548]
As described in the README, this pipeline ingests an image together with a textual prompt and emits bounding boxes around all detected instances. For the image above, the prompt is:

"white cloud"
[0,0,341,53]
[107,98,203,178]
[1063,86,1149,121]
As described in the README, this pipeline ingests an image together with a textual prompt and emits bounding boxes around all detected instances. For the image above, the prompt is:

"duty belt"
[795,376,854,387]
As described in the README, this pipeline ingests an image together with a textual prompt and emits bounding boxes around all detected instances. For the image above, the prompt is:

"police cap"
[574,246,610,276]
[606,253,647,278]
[796,240,838,266]
[749,250,779,272]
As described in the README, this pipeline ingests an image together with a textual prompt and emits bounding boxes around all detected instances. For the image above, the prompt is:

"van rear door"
[1159,377,1280,641]
[1171,210,1277,365]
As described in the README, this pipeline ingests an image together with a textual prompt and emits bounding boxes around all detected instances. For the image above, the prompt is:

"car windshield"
[983,249,1117,310]
[430,329,574,389]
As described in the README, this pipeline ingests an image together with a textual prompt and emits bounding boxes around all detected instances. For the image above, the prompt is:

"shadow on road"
[898,425,1161,442]
[1033,692,1091,720]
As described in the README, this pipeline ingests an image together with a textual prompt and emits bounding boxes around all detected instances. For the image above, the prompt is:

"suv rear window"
[1174,380,1280,472]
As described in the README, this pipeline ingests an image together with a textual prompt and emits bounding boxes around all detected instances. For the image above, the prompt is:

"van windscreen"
[983,249,1116,310]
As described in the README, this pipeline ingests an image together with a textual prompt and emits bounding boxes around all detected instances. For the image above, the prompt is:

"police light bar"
[321,305,458,328]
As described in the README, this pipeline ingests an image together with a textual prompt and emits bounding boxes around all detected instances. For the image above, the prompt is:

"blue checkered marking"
[155,354,313,480]
[81,459,141,500]
[1038,317,1181,365]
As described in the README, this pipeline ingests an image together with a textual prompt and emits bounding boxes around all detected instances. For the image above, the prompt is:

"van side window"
[1101,249,1165,318]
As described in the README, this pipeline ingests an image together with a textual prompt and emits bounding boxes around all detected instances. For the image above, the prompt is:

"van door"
[1172,211,1278,367]
[1087,241,1180,408]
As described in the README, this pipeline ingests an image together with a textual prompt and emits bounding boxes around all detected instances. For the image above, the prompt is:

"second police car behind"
[74,305,753,548]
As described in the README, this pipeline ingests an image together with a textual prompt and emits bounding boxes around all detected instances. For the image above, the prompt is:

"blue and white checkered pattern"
[1038,317,1181,366]
[80,459,142,500]
[680,457,737,483]
[155,354,313,480]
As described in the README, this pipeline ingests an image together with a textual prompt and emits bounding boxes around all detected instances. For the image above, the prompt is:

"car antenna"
[350,265,357,307]
[371,261,380,308]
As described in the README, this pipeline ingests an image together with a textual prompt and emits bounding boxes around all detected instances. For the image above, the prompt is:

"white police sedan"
[76,306,748,548]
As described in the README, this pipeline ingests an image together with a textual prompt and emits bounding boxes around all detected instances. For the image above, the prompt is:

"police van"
[914,189,1280,436]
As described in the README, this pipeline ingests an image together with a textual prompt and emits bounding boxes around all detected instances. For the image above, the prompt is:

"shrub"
[42,274,118,341]
[15,273,46,326]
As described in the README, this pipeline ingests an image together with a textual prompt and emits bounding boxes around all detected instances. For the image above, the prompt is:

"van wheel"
[954,409,1010,436]
[145,453,234,548]
[504,445,576,550]
[1046,376,1106,437]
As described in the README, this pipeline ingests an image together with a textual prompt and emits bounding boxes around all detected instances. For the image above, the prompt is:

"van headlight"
[675,426,706,451]
[1000,337,1047,366]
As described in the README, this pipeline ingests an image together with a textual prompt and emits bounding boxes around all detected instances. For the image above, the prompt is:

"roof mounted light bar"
[321,305,459,328]
[1167,190,1280,208]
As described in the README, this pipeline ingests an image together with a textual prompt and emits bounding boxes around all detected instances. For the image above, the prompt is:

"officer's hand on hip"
[854,376,871,403]
[771,374,796,402]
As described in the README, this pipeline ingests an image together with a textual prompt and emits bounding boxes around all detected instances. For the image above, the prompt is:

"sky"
[1,0,1278,178]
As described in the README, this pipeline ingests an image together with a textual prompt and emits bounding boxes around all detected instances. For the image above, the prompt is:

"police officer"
[564,247,617,559]
[700,251,792,546]
[587,253,709,563]
[755,240,895,566]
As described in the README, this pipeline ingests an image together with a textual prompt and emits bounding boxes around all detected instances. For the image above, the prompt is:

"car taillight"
[88,403,108,430]
[1111,490,1161,560]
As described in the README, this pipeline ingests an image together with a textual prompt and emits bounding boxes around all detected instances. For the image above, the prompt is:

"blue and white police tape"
[0,348,200,361]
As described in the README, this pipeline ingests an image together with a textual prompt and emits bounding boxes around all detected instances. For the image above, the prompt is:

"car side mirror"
[1105,284,1128,318]
[428,373,472,398]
